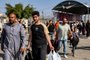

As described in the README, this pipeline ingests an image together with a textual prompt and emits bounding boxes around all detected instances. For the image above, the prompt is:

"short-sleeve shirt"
[31,23,48,47]
[58,24,70,40]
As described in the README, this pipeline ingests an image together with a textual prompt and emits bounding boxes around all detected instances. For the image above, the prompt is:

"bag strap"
[50,50,55,54]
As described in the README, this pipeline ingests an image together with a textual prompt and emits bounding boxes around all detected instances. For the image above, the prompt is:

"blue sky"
[0,0,90,17]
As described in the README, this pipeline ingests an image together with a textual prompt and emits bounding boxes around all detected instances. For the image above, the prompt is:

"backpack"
[71,32,79,47]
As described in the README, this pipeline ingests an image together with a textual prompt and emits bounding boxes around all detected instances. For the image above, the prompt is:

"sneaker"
[64,55,68,58]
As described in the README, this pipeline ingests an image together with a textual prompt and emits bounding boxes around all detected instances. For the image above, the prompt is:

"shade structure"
[53,0,90,15]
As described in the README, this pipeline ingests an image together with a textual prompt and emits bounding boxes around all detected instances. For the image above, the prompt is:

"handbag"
[25,49,33,60]
[47,50,61,60]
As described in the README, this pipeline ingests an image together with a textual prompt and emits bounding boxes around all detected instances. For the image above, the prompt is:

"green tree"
[22,4,34,19]
[6,3,34,19]
[14,3,23,19]
[5,4,14,16]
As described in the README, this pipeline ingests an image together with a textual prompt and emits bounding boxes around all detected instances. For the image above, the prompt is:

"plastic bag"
[47,50,61,60]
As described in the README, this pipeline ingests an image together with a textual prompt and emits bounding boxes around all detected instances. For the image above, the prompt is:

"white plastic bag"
[47,50,61,60]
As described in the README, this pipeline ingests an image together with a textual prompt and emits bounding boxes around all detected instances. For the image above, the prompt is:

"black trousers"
[32,45,47,60]
[86,29,90,37]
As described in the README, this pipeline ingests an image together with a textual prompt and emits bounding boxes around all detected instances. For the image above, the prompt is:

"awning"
[53,0,90,15]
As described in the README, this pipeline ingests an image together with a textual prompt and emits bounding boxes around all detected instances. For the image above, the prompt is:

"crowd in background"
[46,19,90,57]
[46,19,90,38]
[1,11,90,60]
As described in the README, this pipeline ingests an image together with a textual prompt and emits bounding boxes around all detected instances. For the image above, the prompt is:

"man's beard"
[9,20,14,24]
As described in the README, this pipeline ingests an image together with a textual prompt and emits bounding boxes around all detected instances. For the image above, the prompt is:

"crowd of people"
[46,18,90,57]
[1,11,90,60]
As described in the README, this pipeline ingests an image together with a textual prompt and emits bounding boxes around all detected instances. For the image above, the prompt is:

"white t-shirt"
[58,24,70,40]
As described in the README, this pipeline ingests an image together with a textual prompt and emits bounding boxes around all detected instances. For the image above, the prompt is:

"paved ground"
[61,36,90,60]
[0,35,90,60]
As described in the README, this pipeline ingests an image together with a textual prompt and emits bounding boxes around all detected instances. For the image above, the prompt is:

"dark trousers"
[32,45,47,60]
[86,29,90,37]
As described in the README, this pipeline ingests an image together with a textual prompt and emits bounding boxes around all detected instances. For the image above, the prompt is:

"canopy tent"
[53,0,90,15]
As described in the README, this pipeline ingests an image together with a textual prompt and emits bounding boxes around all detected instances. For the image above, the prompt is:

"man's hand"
[20,48,26,52]
[49,45,54,50]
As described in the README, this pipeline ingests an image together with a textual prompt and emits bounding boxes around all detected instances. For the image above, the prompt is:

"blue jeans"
[58,40,67,55]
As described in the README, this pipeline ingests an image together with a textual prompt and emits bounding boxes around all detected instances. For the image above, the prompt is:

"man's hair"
[8,12,18,18]
[32,11,40,16]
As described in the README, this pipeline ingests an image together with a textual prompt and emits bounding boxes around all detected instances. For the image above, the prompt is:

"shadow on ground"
[76,46,90,50]
[79,35,88,39]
